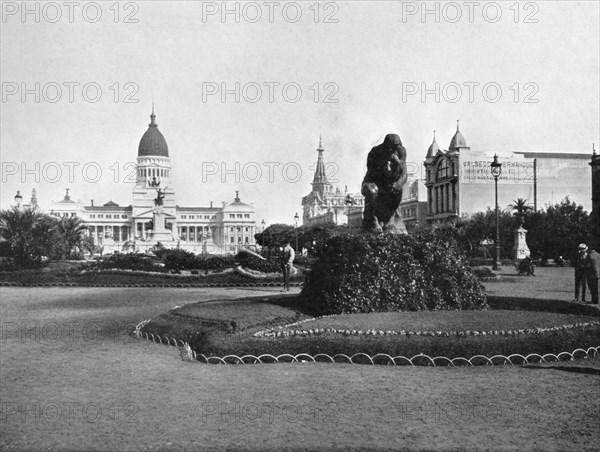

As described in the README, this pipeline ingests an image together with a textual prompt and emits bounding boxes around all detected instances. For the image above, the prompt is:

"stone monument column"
[513,225,530,259]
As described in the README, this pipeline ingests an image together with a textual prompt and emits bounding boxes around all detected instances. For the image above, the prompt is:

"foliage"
[53,216,94,259]
[235,251,281,273]
[301,231,487,315]
[470,266,496,278]
[0,207,57,268]
[255,223,348,257]
[525,197,592,260]
[254,224,295,248]
[97,253,166,272]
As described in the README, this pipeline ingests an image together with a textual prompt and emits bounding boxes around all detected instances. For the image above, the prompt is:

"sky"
[1,0,599,225]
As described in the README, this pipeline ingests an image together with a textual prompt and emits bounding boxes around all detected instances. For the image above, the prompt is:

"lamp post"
[261,219,265,250]
[490,154,503,270]
[293,212,299,252]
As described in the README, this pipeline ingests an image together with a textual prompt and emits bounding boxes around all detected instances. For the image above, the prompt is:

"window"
[70,213,76,217]
[122,215,127,219]
[436,159,450,181]
[90,214,95,219]
[106,215,111,219]
[237,214,242,218]
[245,227,249,232]
[230,214,235,219]
[230,237,234,243]
[245,236,249,243]
[204,215,210,219]
[230,227,234,232]
[244,214,250,218]
[98,215,104,219]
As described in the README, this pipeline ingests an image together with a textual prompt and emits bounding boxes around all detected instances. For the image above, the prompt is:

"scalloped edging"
[131,319,600,367]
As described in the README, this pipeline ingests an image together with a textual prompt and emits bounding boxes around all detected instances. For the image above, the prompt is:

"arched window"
[436,159,450,181]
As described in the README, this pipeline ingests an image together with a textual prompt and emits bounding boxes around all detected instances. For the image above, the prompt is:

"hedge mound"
[302,232,487,314]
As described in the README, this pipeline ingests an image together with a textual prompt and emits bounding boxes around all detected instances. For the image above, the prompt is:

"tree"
[508,198,533,226]
[525,197,591,260]
[54,216,92,259]
[0,207,57,267]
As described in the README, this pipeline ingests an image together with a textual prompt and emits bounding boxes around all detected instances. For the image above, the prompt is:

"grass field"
[1,267,599,451]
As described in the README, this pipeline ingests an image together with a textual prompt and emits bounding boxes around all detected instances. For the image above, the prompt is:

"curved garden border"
[253,315,600,338]
[131,319,600,367]
[0,281,303,288]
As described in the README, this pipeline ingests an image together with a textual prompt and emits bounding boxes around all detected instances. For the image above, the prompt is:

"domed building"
[48,109,257,254]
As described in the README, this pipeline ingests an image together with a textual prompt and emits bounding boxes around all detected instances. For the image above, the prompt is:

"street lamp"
[490,154,503,270]
[293,212,299,252]
[261,219,265,249]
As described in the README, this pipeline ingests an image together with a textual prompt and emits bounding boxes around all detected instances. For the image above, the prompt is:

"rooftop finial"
[593,143,597,156]
[318,133,323,149]
[433,129,436,142]
[150,102,156,126]
[456,119,460,131]
[235,190,240,201]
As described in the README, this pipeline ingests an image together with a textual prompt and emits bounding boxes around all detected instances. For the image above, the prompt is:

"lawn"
[1,268,599,451]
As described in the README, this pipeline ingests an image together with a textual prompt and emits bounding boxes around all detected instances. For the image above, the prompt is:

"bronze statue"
[361,133,408,233]
[154,188,165,207]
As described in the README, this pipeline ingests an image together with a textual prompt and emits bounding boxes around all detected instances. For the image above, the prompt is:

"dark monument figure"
[361,133,408,233]
[154,188,165,207]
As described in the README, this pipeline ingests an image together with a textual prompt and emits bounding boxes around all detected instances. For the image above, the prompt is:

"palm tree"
[508,198,532,226]
[0,207,57,267]
[54,216,91,259]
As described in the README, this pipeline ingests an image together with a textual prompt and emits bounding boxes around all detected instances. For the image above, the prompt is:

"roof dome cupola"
[449,120,468,151]
[426,130,440,159]
[138,107,169,157]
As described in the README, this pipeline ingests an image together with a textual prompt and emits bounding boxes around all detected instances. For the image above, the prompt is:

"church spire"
[312,136,329,191]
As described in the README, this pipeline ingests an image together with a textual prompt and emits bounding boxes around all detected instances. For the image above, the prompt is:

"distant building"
[423,122,592,224]
[301,137,364,227]
[18,110,257,255]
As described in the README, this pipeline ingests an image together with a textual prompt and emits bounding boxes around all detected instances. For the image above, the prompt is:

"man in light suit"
[281,242,295,292]
[585,245,600,304]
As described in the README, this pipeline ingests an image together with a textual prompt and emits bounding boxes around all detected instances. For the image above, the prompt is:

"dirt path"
[1,286,598,451]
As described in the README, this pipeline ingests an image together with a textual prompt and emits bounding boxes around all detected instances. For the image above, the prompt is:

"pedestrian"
[573,243,587,302]
[281,241,295,292]
[584,245,600,304]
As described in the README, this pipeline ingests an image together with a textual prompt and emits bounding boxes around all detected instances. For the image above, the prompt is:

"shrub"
[194,255,236,271]
[236,252,281,273]
[97,253,165,272]
[470,266,496,278]
[302,231,487,315]
[294,255,317,268]
[161,249,198,271]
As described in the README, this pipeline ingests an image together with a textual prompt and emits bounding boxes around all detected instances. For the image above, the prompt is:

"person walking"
[573,244,588,302]
[281,241,295,292]
[584,245,600,304]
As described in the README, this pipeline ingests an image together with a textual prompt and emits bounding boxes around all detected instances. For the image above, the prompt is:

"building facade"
[423,122,593,224]
[301,137,364,227]
[46,110,257,255]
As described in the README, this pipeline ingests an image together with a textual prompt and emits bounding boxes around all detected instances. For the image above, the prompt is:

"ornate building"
[45,110,257,254]
[423,121,592,225]
[301,137,364,227]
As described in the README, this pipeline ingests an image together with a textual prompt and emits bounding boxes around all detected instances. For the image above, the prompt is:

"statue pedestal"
[513,226,530,259]
[150,208,176,244]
